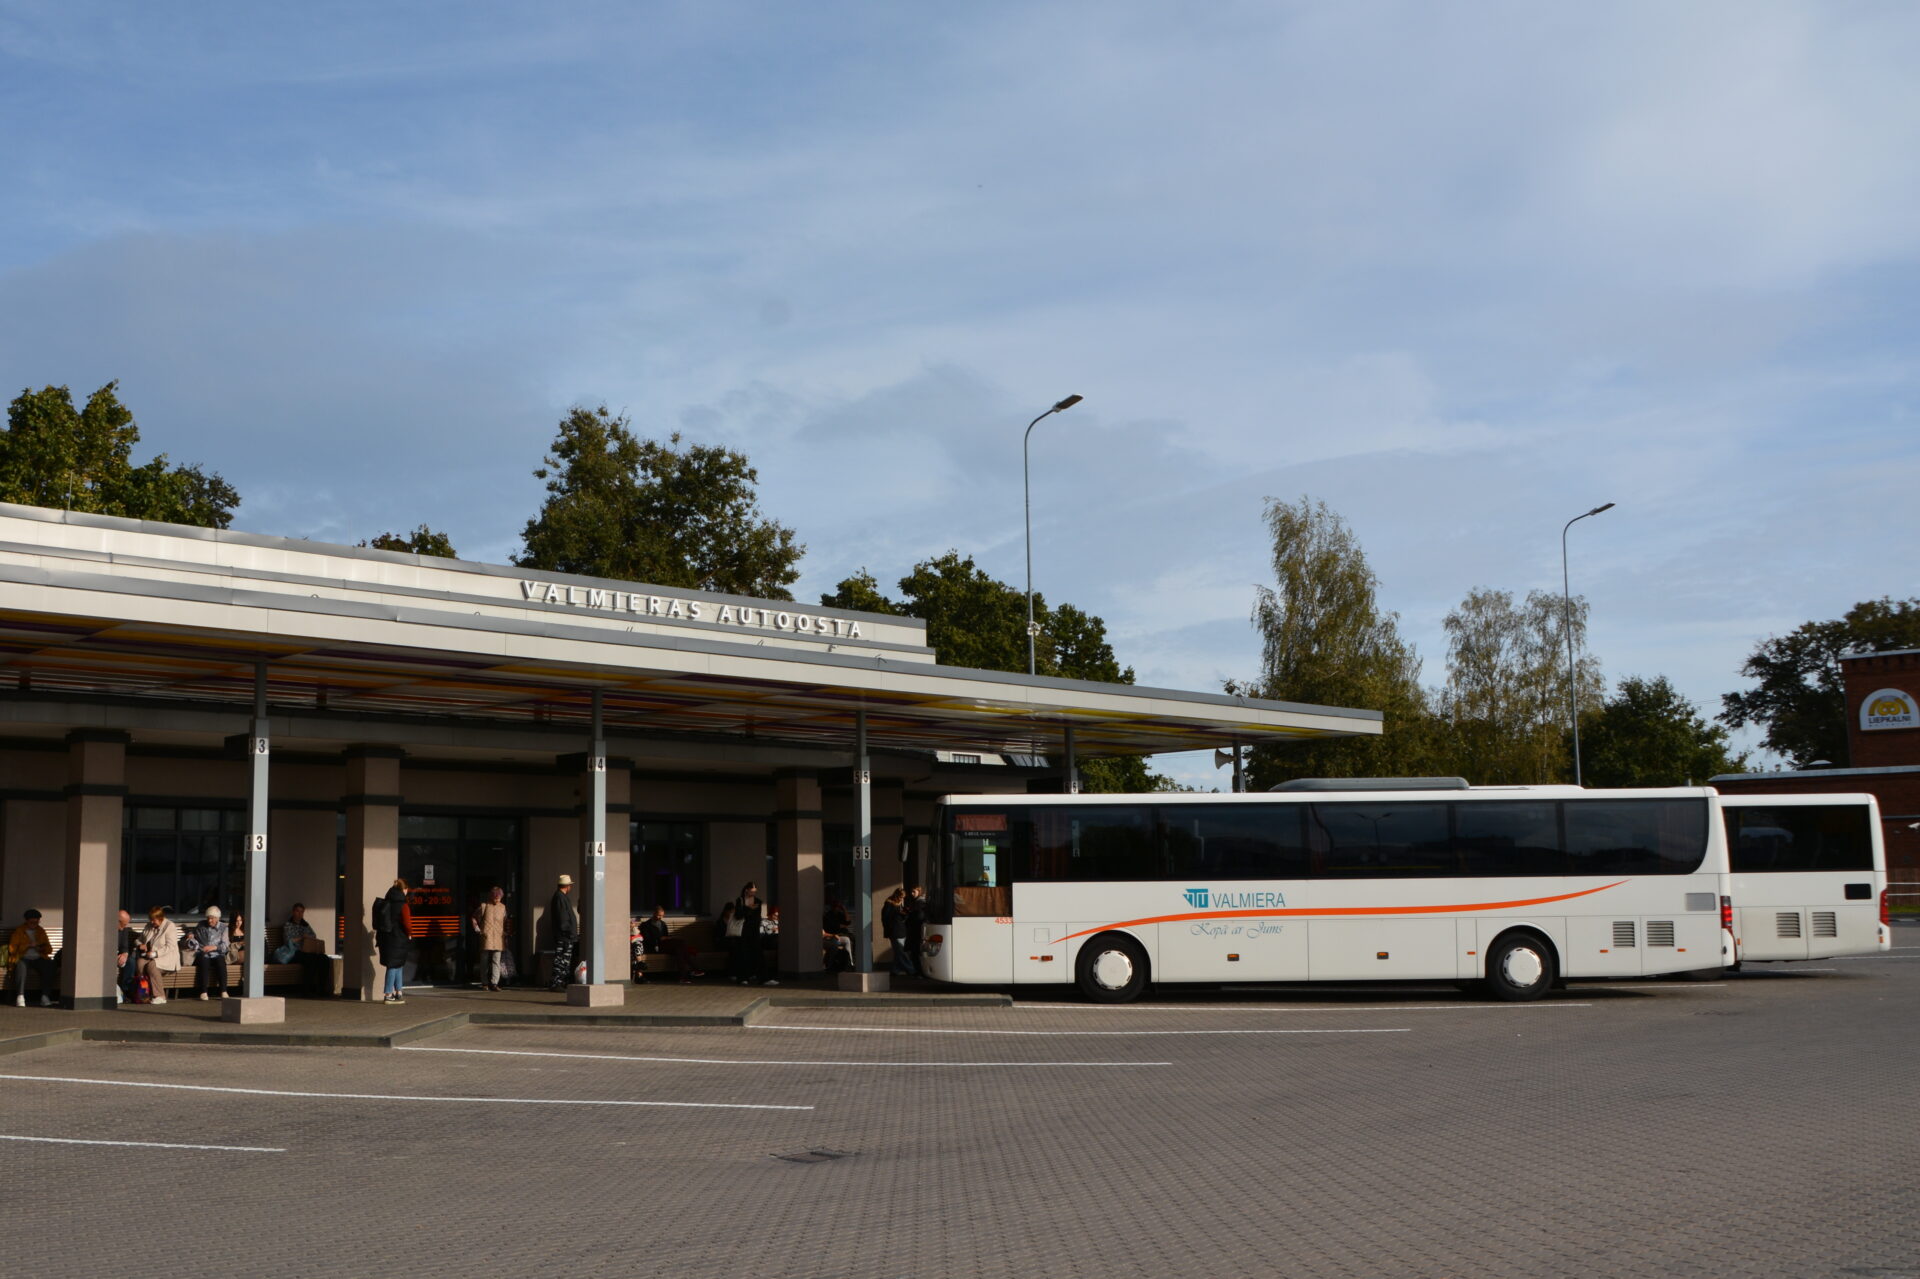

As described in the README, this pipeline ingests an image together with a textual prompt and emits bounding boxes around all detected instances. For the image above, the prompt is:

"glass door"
[398,815,523,985]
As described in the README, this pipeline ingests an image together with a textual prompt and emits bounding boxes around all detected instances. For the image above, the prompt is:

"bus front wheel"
[1077,933,1149,1004]
[1483,932,1555,1002]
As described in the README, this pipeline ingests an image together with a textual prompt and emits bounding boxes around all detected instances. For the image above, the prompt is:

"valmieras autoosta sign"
[517,580,865,639]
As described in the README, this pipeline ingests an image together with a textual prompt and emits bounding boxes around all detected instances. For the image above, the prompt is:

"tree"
[821,552,1160,792]
[1580,675,1746,787]
[361,526,458,558]
[1243,497,1444,788]
[1,382,239,527]
[1721,597,1920,766]
[517,406,803,598]
[1439,586,1599,785]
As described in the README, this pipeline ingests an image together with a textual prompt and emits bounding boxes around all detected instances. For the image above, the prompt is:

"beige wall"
[2,798,68,931]
[270,808,338,946]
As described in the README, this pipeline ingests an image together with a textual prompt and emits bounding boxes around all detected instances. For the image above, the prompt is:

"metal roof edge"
[1710,765,1920,781]
[0,501,913,628]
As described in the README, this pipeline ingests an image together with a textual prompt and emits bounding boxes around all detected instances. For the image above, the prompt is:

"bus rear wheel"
[1076,933,1149,1004]
[1483,932,1555,1002]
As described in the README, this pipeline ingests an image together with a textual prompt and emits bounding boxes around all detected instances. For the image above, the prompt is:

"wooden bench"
[3,923,340,1000]
[158,924,337,995]
[632,917,727,978]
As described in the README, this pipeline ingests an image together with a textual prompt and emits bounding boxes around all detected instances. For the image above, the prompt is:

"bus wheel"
[1484,932,1555,1002]
[1077,934,1149,1004]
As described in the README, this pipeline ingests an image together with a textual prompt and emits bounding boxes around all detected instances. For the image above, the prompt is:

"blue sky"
[3,1,1917,785]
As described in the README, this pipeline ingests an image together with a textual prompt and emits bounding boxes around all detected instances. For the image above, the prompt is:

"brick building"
[1713,648,1920,903]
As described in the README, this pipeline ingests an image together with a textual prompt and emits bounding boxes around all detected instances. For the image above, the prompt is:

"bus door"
[1303,801,1458,981]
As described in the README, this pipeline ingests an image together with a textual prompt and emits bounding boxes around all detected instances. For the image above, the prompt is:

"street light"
[1023,394,1083,676]
[1562,501,1615,787]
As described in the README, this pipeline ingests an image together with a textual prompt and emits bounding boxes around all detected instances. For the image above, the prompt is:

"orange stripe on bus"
[1050,881,1628,945]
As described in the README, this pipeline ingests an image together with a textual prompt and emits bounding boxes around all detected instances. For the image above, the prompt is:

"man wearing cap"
[8,908,57,1007]
[547,874,580,991]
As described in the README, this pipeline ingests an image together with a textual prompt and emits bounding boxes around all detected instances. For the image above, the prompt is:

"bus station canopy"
[0,503,1381,759]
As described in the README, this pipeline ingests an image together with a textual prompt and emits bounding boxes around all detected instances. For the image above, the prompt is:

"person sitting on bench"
[136,907,182,1005]
[637,905,704,984]
[7,908,56,1007]
[189,906,231,1001]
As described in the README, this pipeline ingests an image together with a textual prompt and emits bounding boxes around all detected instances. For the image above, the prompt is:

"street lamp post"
[1562,502,1615,787]
[1023,394,1083,676]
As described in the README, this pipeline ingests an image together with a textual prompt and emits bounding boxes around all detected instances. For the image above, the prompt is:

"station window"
[632,821,706,915]
[121,806,245,918]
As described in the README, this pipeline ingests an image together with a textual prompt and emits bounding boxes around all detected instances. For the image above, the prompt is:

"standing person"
[547,874,580,991]
[882,889,914,977]
[905,885,928,977]
[189,906,231,1001]
[471,886,507,992]
[375,879,412,1004]
[114,909,139,1005]
[7,909,57,1007]
[729,883,772,986]
[280,903,331,998]
[136,907,182,1005]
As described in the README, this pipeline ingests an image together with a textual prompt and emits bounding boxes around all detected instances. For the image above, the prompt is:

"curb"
[0,1028,83,1058]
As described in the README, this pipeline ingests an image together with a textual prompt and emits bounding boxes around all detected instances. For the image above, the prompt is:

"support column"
[342,747,402,1001]
[62,730,127,1011]
[565,694,620,1006]
[226,664,283,1023]
[774,768,824,977]
[1231,740,1244,795]
[1063,724,1081,794]
[855,710,873,974]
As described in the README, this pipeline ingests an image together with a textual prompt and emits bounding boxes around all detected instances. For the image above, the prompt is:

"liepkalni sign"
[1859,688,1917,732]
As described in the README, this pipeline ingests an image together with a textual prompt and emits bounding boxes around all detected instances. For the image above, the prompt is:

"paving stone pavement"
[2,948,1917,1278]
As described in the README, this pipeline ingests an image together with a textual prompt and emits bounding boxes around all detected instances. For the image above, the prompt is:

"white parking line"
[0,1134,284,1153]
[0,1073,811,1111]
[751,1025,1410,1037]
[401,1045,1170,1068]
[1010,1003,1593,1013]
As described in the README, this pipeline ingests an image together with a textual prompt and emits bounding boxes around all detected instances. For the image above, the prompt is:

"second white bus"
[1718,792,1890,963]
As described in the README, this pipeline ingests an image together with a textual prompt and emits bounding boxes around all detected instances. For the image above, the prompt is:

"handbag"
[724,918,745,938]
[271,941,300,965]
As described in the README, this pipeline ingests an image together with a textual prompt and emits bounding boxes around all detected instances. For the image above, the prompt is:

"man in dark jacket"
[882,889,916,977]
[114,908,139,1004]
[548,874,580,990]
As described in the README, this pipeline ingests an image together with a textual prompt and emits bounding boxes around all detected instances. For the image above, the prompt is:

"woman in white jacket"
[136,907,182,1005]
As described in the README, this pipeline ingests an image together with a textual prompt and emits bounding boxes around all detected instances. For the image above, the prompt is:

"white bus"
[922,780,1734,1003]
[1717,793,1890,964]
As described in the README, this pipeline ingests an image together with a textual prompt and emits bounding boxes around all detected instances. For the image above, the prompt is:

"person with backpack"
[882,889,916,977]
[546,874,579,991]
[374,879,412,1004]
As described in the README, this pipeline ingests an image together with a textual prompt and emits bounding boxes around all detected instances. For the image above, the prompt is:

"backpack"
[372,896,394,935]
